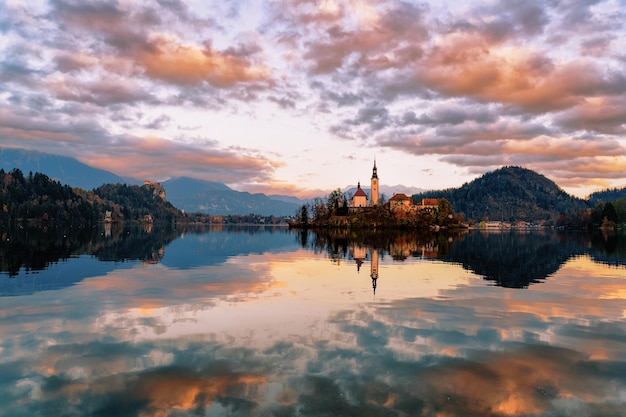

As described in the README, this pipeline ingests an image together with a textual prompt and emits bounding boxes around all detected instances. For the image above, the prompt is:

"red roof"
[354,187,367,197]
[390,193,410,201]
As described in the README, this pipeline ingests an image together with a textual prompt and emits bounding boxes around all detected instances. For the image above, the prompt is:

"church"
[350,161,438,214]
[349,160,379,208]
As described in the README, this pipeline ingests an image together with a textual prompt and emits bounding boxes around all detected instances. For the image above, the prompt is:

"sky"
[1,0,625,199]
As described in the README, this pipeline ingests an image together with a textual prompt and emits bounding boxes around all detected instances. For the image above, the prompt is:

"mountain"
[0,147,136,189]
[0,149,302,216]
[162,177,301,216]
[268,194,310,205]
[412,166,590,223]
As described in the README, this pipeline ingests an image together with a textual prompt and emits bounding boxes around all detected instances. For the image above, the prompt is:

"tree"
[436,198,453,225]
[298,204,308,226]
[602,202,618,223]
[326,189,345,216]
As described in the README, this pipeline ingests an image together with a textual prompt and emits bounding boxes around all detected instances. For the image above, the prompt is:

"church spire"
[370,159,379,206]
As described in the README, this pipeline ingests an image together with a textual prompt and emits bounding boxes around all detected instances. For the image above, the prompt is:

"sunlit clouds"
[1,0,625,197]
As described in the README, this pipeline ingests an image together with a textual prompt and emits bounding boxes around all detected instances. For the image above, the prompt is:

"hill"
[412,166,590,224]
[0,168,182,225]
[588,186,626,204]
[162,177,302,216]
[0,148,135,190]
[93,182,181,223]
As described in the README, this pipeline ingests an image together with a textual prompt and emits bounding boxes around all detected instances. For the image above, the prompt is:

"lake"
[1,224,625,417]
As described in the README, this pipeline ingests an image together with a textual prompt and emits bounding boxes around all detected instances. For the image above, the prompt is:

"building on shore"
[350,182,368,208]
[349,161,438,217]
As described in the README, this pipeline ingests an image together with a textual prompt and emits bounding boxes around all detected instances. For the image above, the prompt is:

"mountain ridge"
[0,148,137,189]
[2,147,624,220]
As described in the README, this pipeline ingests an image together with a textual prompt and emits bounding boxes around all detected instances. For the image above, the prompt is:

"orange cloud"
[415,35,622,113]
[134,371,266,411]
[138,37,271,87]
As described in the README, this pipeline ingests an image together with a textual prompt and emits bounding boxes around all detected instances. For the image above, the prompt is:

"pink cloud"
[137,37,271,87]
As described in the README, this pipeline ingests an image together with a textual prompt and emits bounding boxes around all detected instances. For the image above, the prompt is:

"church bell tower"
[370,160,379,206]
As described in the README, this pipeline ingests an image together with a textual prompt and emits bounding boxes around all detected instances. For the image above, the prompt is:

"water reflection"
[0,226,624,416]
[0,224,295,295]
[299,229,626,287]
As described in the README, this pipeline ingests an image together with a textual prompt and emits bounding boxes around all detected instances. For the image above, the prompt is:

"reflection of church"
[370,248,378,295]
[350,244,379,296]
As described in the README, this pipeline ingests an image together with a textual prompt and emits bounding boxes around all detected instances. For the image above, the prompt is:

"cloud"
[49,0,272,89]
[1,0,625,196]
[0,106,279,185]
[555,96,626,135]
[80,135,279,184]
[136,37,271,87]
[45,73,152,106]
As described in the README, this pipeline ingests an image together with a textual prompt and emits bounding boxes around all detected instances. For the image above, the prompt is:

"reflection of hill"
[0,224,179,295]
[304,229,626,288]
[444,231,587,288]
[91,224,179,263]
[0,225,300,296]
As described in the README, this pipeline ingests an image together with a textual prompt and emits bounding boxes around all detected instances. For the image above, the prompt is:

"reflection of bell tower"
[370,160,379,206]
[352,244,367,272]
[370,248,379,295]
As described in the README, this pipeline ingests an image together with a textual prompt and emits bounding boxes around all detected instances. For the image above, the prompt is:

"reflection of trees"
[0,223,180,276]
[90,224,179,263]
[296,229,459,263]
[302,229,626,288]
[588,231,626,267]
[445,231,587,288]
[0,225,97,276]
[1,223,297,278]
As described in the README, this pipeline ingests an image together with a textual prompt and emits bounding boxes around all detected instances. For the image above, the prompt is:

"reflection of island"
[305,229,626,288]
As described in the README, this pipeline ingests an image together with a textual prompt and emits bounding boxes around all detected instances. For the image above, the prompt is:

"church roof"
[354,187,367,197]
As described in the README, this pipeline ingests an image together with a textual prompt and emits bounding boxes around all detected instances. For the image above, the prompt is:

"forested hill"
[92,182,181,222]
[0,168,181,225]
[412,166,590,223]
[588,186,626,204]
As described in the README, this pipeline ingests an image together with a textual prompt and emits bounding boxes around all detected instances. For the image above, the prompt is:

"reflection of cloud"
[1,237,625,416]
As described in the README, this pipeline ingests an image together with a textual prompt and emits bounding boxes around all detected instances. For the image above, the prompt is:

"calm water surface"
[1,225,625,417]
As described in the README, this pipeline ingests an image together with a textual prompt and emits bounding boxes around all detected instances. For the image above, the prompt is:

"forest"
[1,166,624,230]
[0,168,181,225]
[412,166,625,229]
